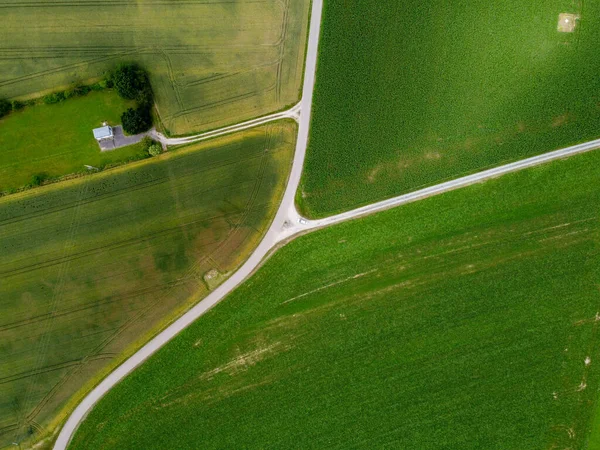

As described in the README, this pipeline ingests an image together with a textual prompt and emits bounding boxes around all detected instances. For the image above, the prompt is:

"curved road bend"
[53,0,324,448]
[54,0,600,445]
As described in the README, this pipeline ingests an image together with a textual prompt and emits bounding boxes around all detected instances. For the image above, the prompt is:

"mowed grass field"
[299,0,600,217]
[0,121,296,448]
[0,90,144,193]
[0,0,310,136]
[71,150,600,449]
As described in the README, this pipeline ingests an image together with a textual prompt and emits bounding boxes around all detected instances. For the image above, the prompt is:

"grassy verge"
[72,148,600,449]
[299,0,600,217]
[0,90,146,193]
[0,121,296,449]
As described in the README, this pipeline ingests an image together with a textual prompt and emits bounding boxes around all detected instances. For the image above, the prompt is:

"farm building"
[93,125,114,141]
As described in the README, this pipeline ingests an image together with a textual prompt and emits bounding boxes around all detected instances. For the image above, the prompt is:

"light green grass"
[0,121,296,449]
[0,90,146,192]
[71,149,600,449]
[299,0,600,217]
[0,0,310,136]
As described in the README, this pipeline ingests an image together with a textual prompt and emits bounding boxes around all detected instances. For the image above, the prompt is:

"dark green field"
[0,122,295,448]
[71,149,600,449]
[299,0,600,217]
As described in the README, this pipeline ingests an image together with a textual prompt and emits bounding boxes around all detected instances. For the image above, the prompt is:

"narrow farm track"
[53,0,600,446]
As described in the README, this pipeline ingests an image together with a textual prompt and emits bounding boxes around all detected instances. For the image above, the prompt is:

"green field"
[0,90,146,193]
[0,121,295,448]
[0,0,310,136]
[71,149,600,449]
[299,0,600,217]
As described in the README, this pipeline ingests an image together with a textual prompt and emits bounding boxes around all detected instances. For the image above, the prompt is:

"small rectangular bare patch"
[558,13,579,33]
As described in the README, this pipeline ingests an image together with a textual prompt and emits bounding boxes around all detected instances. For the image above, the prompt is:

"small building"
[93,125,114,141]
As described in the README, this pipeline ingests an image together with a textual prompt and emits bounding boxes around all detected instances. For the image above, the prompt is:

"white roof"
[93,125,113,140]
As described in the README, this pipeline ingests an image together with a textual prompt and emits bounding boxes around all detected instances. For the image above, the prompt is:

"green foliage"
[147,143,162,156]
[29,173,46,187]
[140,136,154,150]
[121,106,152,135]
[301,0,600,217]
[72,150,600,450]
[110,64,153,104]
[11,100,24,111]
[0,98,10,117]
[43,91,65,104]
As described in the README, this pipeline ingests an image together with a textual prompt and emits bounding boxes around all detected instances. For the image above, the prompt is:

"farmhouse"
[93,125,114,142]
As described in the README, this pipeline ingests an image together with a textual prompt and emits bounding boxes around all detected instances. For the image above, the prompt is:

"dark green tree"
[0,98,11,118]
[111,64,153,104]
[121,106,152,135]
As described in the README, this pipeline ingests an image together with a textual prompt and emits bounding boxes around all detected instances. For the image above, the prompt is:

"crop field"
[0,0,310,136]
[299,0,600,217]
[72,149,600,449]
[0,90,143,193]
[0,121,296,448]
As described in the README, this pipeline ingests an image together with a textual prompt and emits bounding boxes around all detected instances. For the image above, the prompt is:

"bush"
[110,64,153,104]
[140,135,153,150]
[121,106,152,135]
[43,91,65,104]
[0,99,11,117]
[11,100,24,111]
[30,173,47,187]
[147,143,162,156]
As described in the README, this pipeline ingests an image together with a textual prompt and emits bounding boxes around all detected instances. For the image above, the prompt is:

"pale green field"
[0,121,295,448]
[0,0,310,136]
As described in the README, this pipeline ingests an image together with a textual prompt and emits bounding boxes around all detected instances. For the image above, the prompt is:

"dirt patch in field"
[552,114,570,127]
[557,13,579,33]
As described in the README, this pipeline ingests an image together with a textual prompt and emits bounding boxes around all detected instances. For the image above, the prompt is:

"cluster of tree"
[141,136,162,157]
[107,64,154,135]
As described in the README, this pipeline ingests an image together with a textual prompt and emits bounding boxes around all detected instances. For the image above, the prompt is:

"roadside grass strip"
[300,0,600,217]
[0,0,310,136]
[0,121,295,447]
[72,149,600,449]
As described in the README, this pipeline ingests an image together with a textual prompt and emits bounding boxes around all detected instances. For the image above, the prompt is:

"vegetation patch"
[73,149,600,449]
[0,121,296,448]
[0,0,311,135]
[299,0,600,217]
[0,90,144,194]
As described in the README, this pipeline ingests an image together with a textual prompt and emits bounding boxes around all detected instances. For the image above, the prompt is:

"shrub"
[121,106,152,135]
[140,135,153,150]
[43,91,65,104]
[30,173,47,187]
[110,64,153,103]
[64,88,76,99]
[11,100,24,111]
[0,99,11,117]
[148,143,162,156]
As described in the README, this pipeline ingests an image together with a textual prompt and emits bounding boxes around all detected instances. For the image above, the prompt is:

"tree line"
[0,63,155,135]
